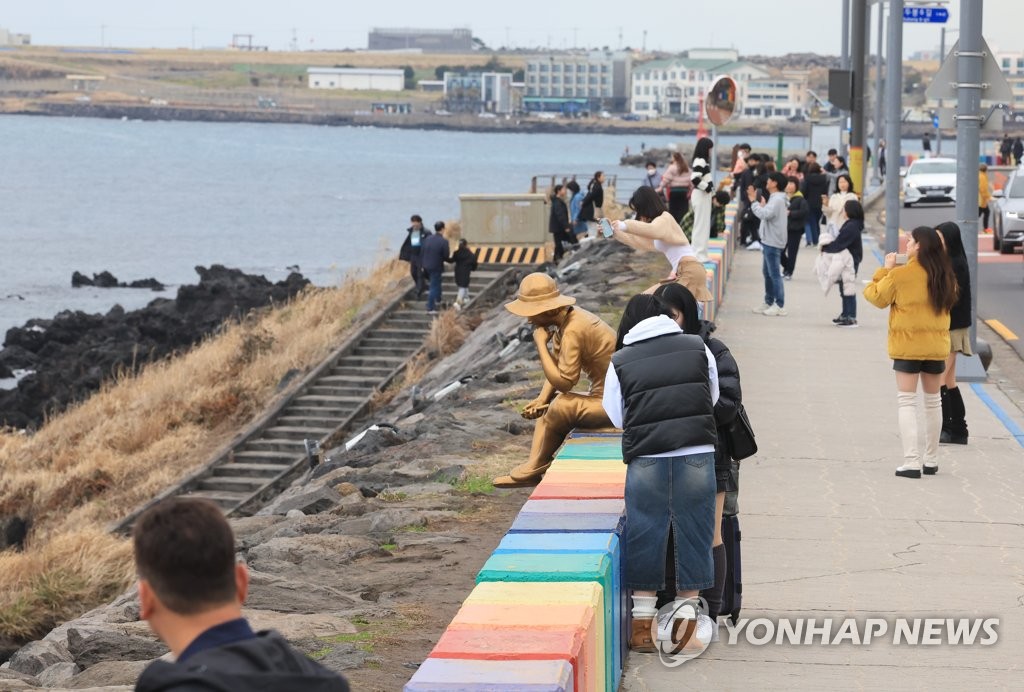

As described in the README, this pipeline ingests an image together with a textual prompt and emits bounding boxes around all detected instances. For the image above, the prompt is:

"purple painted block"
[404,657,574,691]
[521,499,625,515]
[509,512,624,534]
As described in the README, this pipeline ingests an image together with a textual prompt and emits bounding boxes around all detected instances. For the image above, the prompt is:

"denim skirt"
[623,452,716,591]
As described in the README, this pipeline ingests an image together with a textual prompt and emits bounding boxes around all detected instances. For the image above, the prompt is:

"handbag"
[724,404,757,461]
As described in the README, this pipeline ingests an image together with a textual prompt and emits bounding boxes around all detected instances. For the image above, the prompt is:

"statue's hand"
[521,398,549,420]
[532,326,551,348]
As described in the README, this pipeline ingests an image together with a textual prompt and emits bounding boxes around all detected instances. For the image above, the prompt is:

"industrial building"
[368,27,473,53]
[306,67,405,92]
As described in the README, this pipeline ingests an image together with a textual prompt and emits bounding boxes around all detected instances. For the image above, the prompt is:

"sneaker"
[895,464,922,479]
[783,273,792,281]
[832,314,846,323]
[762,304,787,316]
[752,303,771,313]
[835,317,858,327]
[746,241,763,251]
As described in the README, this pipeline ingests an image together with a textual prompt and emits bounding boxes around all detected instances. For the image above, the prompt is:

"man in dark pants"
[134,498,349,691]
[549,184,574,262]
[398,214,430,298]
[421,222,451,315]
[781,177,808,279]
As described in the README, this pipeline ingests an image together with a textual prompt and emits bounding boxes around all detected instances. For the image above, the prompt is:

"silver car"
[992,169,1024,254]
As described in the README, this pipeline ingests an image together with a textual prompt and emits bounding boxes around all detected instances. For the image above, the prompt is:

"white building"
[443,72,515,114]
[524,51,632,113]
[0,26,30,45]
[631,49,808,121]
[306,67,404,92]
[988,49,1024,112]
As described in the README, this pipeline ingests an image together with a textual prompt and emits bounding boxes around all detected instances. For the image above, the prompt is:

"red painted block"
[432,628,588,692]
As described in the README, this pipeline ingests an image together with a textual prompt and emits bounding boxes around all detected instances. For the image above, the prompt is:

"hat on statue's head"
[505,272,576,317]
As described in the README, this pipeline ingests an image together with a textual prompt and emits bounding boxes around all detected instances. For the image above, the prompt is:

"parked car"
[621,113,642,121]
[991,167,1024,254]
[902,157,957,207]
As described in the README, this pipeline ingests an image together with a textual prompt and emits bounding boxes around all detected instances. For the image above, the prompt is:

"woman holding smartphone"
[864,226,958,478]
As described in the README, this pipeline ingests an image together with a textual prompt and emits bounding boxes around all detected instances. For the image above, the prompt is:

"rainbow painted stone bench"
[405,212,739,691]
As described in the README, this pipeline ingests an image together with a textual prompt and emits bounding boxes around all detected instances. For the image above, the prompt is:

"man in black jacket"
[421,222,452,314]
[134,498,349,692]
[549,184,574,261]
[781,177,808,279]
[398,214,430,298]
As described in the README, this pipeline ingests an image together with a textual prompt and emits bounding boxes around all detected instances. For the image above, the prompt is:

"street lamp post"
[884,0,903,253]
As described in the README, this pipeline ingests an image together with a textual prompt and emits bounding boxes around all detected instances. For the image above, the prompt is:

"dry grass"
[0,258,408,643]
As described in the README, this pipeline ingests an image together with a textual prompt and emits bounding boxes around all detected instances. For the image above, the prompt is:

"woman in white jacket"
[689,137,716,262]
[821,173,858,232]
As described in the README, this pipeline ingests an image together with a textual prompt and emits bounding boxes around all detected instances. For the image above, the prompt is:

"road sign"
[925,37,1015,102]
[932,113,940,128]
[903,7,949,23]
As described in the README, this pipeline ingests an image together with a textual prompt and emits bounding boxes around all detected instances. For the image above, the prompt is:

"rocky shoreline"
[0,239,657,691]
[0,265,309,430]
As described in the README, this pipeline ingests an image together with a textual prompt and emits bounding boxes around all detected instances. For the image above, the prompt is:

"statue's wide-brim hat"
[505,272,577,317]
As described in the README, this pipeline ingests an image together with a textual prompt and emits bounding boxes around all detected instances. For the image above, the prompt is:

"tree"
[403,65,415,90]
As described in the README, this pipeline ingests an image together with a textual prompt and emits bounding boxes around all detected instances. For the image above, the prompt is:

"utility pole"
[956,0,983,358]
[884,0,903,253]
[192,25,197,51]
[873,2,885,184]
[936,26,946,155]
[850,0,868,196]
[100,24,106,47]
[841,0,851,154]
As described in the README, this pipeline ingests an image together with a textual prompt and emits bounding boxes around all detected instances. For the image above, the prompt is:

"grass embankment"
[0,259,409,643]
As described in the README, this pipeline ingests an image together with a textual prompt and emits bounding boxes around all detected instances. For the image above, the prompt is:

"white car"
[902,157,957,207]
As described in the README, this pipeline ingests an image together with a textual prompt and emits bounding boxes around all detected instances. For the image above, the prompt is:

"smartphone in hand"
[894,253,908,265]
[599,218,614,238]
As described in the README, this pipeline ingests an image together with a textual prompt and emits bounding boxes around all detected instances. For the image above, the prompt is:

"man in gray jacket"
[747,172,789,316]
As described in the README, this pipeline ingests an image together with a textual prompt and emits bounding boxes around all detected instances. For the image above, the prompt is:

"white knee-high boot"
[896,391,922,477]
[923,392,942,473]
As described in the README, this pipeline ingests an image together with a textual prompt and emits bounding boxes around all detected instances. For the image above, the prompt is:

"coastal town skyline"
[5,0,1023,58]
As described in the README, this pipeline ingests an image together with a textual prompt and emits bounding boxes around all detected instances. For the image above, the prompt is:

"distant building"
[368,27,473,53]
[523,51,632,114]
[443,72,515,114]
[0,26,30,45]
[306,67,404,92]
[990,50,1024,112]
[631,48,808,121]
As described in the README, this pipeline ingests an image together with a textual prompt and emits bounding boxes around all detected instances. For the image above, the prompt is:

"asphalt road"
[899,202,1024,359]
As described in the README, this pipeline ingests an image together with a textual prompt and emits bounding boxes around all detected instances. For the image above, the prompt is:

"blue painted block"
[495,533,624,685]
[405,657,574,691]
[521,499,625,516]
[477,552,615,692]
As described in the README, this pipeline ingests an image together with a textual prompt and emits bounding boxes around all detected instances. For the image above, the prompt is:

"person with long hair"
[602,293,718,652]
[864,226,958,478]
[610,186,714,304]
[657,152,692,223]
[689,137,716,262]
[935,221,972,444]
[801,162,829,246]
[653,282,741,642]
[576,171,605,239]
[822,173,857,232]
[820,199,864,327]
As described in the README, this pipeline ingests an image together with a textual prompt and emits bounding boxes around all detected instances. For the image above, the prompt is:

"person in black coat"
[549,184,574,261]
[576,171,605,238]
[821,199,865,327]
[1014,137,1024,167]
[733,154,761,247]
[936,221,972,444]
[398,214,430,297]
[447,238,479,307]
[801,162,829,246]
[421,223,451,314]
[781,177,809,279]
[654,282,742,636]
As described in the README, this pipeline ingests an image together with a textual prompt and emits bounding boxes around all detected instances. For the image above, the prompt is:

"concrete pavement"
[621,233,1024,690]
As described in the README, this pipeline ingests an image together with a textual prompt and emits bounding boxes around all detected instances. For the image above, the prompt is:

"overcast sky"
[4,1,1020,57]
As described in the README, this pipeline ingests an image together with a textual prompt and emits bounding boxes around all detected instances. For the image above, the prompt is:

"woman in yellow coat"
[864,227,958,478]
[978,164,993,231]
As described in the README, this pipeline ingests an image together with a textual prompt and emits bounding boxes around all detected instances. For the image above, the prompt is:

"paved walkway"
[622,234,1024,690]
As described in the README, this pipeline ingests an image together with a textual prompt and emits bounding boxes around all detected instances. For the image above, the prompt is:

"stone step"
[318,374,382,387]
[276,415,342,429]
[232,449,301,463]
[327,366,393,378]
[279,405,353,420]
[295,394,365,407]
[185,489,251,509]
[333,356,405,370]
[369,329,427,341]
[265,425,336,440]
[352,345,418,358]
[360,337,423,349]
[240,438,308,454]
[196,475,268,494]
[212,462,292,478]
[306,385,366,398]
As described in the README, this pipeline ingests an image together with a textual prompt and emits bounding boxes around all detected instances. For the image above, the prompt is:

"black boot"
[699,544,727,621]
[940,386,969,444]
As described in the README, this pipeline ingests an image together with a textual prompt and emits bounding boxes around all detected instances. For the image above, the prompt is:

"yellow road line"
[985,319,1019,341]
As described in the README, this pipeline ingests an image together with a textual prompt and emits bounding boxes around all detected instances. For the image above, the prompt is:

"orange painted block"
[529,483,623,500]
[450,603,600,692]
[432,628,588,692]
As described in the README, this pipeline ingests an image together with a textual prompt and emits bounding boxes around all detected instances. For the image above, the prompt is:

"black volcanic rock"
[0,265,310,429]
[72,271,165,291]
